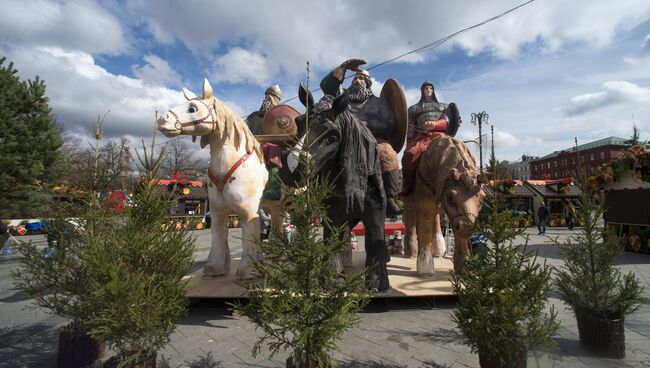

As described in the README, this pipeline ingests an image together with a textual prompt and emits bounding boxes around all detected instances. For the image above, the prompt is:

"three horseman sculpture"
[156,58,483,293]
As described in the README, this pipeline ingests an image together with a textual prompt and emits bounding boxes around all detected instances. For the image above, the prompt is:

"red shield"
[262,104,299,135]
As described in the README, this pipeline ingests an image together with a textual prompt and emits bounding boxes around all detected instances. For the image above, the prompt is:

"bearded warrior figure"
[245,84,282,135]
[401,80,461,195]
[320,59,404,216]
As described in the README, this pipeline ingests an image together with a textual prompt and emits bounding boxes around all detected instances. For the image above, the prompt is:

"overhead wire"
[150,0,536,145]
[281,0,535,103]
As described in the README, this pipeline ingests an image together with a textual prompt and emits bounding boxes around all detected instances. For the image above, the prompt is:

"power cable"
[282,0,535,103]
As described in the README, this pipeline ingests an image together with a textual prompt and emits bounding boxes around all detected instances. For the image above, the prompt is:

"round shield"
[262,104,299,135]
[445,102,462,137]
[380,79,408,153]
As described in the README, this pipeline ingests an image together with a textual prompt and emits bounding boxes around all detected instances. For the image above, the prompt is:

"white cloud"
[564,81,650,116]
[132,54,182,86]
[6,47,182,139]
[2,0,650,164]
[624,33,650,64]
[124,0,650,79]
[0,0,128,54]
[211,48,274,86]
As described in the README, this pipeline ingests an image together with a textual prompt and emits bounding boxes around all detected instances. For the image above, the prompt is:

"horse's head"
[442,168,485,238]
[302,94,349,172]
[157,79,219,138]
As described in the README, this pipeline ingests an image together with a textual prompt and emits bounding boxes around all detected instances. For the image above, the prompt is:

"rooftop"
[535,136,627,161]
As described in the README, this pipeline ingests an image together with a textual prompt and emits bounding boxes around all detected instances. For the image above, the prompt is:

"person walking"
[564,203,575,231]
[0,219,9,248]
[537,202,549,235]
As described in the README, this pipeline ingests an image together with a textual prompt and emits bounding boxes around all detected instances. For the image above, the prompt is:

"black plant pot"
[57,323,105,368]
[576,313,625,358]
[285,355,333,368]
[103,351,157,368]
[478,350,527,368]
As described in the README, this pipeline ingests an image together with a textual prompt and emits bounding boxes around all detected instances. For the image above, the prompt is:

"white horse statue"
[157,79,268,280]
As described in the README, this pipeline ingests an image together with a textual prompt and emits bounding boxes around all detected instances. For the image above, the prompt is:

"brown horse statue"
[402,135,484,275]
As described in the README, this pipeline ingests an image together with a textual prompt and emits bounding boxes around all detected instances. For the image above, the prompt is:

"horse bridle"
[167,98,218,134]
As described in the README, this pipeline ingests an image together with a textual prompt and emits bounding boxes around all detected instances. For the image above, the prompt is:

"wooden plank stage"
[184,250,454,299]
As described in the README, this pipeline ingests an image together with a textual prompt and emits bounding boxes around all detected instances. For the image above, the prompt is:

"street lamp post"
[471,111,489,173]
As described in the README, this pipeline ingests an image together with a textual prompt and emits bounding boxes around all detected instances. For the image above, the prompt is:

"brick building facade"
[530,137,628,180]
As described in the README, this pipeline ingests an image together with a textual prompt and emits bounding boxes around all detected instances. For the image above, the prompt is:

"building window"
[600,152,605,160]
[571,157,575,165]
[183,200,202,215]
[547,162,551,169]
[590,153,594,161]
[554,161,557,168]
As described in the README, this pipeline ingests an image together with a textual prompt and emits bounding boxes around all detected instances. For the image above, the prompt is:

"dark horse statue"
[280,94,390,292]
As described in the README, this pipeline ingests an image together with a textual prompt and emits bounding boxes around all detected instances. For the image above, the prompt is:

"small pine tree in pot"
[452,165,559,368]
[233,131,371,368]
[80,139,195,367]
[554,170,644,358]
[13,201,116,368]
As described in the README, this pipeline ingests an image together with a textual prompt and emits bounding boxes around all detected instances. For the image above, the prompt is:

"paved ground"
[1,228,650,368]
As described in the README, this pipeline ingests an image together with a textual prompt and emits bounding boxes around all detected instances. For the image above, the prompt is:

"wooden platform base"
[184,250,454,299]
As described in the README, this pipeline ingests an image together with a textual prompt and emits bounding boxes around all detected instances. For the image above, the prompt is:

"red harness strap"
[207,148,254,191]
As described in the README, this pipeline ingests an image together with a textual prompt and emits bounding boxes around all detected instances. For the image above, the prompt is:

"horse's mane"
[205,97,263,162]
[419,135,481,201]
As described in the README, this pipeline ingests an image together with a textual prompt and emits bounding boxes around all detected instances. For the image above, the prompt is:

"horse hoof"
[203,264,229,278]
[202,270,227,279]
[202,274,224,280]
[236,275,258,282]
[416,251,435,276]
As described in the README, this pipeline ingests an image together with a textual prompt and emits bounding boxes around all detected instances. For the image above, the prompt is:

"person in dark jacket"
[0,219,9,248]
[537,202,549,235]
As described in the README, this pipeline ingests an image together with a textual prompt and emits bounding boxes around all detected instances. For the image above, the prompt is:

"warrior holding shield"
[320,59,408,216]
[401,81,462,195]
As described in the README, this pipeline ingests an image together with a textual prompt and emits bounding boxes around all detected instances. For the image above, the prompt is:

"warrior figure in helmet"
[320,59,403,216]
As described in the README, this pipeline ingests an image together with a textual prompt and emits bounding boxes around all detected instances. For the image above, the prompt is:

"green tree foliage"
[80,139,195,367]
[13,201,118,324]
[554,170,644,319]
[452,159,559,366]
[487,155,511,180]
[624,123,640,146]
[233,145,370,368]
[0,57,66,218]
[14,137,195,367]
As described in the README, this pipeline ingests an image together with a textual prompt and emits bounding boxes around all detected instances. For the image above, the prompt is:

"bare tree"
[160,138,203,178]
[60,114,133,194]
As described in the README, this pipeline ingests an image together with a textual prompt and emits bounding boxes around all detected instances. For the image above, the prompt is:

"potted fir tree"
[554,169,644,358]
[232,113,371,368]
[452,158,559,368]
[13,201,115,368]
[80,139,195,367]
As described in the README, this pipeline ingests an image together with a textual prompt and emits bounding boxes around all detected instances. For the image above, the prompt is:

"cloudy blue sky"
[1,0,649,164]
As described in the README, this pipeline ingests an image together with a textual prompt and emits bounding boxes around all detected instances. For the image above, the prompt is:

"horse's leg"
[363,210,390,292]
[453,235,470,274]
[342,219,360,267]
[416,202,436,276]
[402,196,418,258]
[431,214,446,256]
[203,209,230,278]
[236,209,261,280]
[269,205,284,241]
[324,223,345,274]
